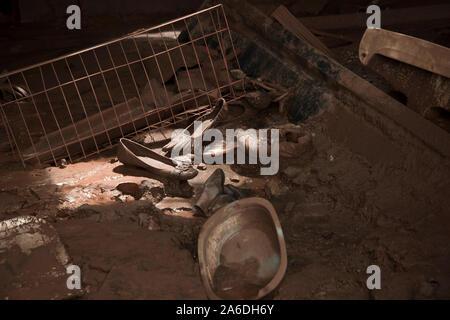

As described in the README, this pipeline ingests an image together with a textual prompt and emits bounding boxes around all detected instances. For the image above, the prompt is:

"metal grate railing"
[0,4,244,167]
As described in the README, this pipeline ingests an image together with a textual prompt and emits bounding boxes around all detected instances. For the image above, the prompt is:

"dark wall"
[17,0,203,24]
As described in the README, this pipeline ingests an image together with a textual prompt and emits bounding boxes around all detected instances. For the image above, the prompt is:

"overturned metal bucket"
[198,197,287,300]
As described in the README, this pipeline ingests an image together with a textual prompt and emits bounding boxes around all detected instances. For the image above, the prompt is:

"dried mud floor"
[1,96,449,299]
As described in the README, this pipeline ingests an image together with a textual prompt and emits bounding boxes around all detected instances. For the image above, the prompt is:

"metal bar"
[158,27,188,113]
[118,40,151,129]
[195,14,222,96]
[92,49,125,138]
[79,54,113,148]
[130,37,164,123]
[105,45,139,134]
[0,105,25,166]
[38,66,73,163]
[145,35,178,123]
[64,58,101,156]
[170,23,201,111]
[20,71,58,165]
[210,8,236,98]
[5,77,40,166]
[182,18,214,108]
[51,62,88,159]
[221,5,243,71]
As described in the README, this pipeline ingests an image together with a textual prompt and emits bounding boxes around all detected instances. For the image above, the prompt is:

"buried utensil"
[197,197,287,300]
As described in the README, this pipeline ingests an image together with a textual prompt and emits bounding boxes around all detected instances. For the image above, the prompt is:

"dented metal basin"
[198,197,287,300]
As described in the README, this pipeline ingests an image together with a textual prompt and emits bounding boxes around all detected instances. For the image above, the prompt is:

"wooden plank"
[271,5,334,58]
[298,4,450,31]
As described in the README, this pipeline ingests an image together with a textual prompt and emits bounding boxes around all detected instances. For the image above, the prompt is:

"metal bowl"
[198,197,287,300]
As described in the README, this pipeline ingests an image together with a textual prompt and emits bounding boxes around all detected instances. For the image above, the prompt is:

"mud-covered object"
[230,69,246,80]
[244,90,272,110]
[197,197,287,299]
[364,55,450,131]
[359,28,450,79]
[279,125,314,158]
[117,138,198,181]
[194,169,225,217]
[194,168,253,217]
[0,216,79,299]
[0,84,28,103]
[162,98,228,156]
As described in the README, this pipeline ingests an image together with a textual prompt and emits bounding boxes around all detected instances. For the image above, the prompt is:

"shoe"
[117,138,198,181]
[162,98,227,155]
[194,168,225,216]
